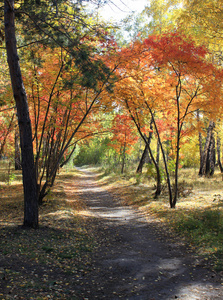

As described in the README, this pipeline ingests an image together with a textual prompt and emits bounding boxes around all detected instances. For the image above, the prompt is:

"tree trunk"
[146,141,162,198]
[136,120,153,174]
[217,135,223,173]
[60,145,76,168]
[173,120,181,208]
[198,131,203,169]
[199,120,215,177]
[136,133,153,175]
[209,134,215,176]
[196,110,203,169]
[156,139,160,165]
[121,135,126,174]
[15,129,22,170]
[136,143,149,173]
[4,0,38,228]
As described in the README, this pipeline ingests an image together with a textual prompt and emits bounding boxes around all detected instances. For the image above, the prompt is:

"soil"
[73,168,223,300]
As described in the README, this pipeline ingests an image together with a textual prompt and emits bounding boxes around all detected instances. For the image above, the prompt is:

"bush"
[73,138,110,166]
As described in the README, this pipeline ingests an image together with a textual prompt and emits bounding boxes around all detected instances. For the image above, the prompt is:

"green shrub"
[73,138,110,166]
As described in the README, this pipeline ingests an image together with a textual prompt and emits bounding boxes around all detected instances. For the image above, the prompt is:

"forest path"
[73,168,223,300]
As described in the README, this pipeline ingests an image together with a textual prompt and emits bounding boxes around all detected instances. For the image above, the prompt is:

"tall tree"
[4,0,38,228]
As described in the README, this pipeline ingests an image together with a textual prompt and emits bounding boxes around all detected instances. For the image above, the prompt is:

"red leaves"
[144,31,209,76]
[109,114,138,154]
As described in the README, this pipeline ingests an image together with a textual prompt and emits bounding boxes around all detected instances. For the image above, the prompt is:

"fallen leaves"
[0,170,96,299]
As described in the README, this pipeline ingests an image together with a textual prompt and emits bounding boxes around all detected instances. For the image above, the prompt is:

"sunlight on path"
[72,168,223,300]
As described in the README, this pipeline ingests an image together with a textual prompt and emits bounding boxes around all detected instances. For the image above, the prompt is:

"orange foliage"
[109,31,223,149]
[109,114,138,154]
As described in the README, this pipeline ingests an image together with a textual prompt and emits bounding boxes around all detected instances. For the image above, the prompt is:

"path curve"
[73,168,223,300]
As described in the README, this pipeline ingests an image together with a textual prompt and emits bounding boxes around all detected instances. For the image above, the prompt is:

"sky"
[94,0,148,22]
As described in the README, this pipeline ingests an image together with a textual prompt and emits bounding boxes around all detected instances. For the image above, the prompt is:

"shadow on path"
[73,168,223,300]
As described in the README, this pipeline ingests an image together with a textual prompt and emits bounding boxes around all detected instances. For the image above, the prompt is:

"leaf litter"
[0,170,95,300]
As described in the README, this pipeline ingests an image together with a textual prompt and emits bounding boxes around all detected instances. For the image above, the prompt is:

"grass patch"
[148,203,223,271]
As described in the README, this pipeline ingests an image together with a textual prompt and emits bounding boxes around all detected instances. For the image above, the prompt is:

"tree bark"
[121,133,126,174]
[196,110,203,169]
[136,130,153,174]
[4,0,38,228]
[156,139,160,165]
[199,120,215,177]
[217,135,223,173]
[209,134,215,176]
[15,129,22,170]
[136,143,149,174]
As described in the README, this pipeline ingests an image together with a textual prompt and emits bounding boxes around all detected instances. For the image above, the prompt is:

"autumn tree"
[4,0,39,228]
[111,31,223,207]
[144,32,223,206]
[22,44,115,204]
[109,114,138,174]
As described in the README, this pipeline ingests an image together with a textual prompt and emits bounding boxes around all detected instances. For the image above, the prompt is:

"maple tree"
[110,31,223,207]
[21,42,115,204]
[109,114,138,173]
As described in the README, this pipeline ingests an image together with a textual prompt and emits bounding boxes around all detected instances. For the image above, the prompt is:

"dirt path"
[73,168,223,300]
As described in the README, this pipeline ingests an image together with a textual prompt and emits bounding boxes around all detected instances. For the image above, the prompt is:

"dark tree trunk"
[60,145,76,168]
[217,135,223,173]
[199,120,215,177]
[196,110,203,169]
[198,131,203,168]
[156,139,160,165]
[125,103,161,198]
[4,0,38,228]
[121,136,126,174]
[136,121,153,174]
[136,136,153,173]
[209,134,215,176]
[15,129,22,170]
[136,143,149,174]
